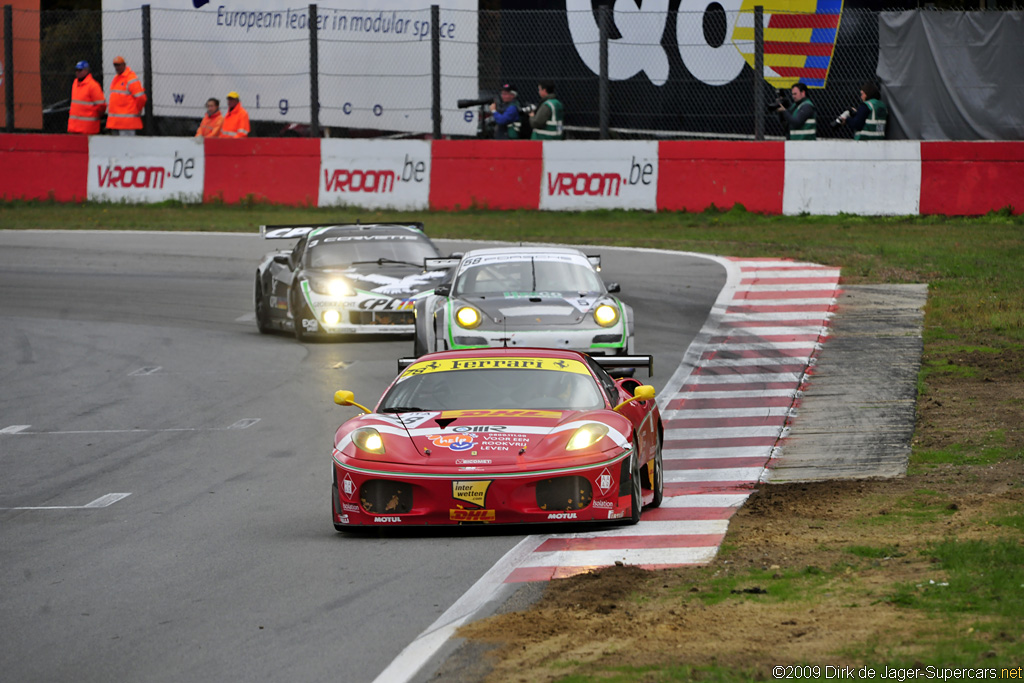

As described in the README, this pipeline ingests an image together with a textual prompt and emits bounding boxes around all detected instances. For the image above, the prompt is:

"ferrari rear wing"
[396,353,653,377]
[260,222,426,239]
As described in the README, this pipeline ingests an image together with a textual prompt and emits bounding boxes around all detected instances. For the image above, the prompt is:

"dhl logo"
[733,0,843,88]
[450,509,496,522]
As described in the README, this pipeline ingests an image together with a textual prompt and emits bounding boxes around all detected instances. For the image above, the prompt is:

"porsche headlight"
[455,306,482,329]
[351,427,385,455]
[310,278,354,297]
[593,304,619,327]
[322,309,341,325]
[566,423,609,451]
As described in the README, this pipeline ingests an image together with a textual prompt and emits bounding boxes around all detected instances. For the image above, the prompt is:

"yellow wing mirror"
[334,390,371,414]
[613,384,656,412]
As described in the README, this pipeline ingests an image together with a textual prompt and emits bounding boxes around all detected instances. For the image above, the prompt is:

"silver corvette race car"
[254,222,452,340]
[412,246,634,357]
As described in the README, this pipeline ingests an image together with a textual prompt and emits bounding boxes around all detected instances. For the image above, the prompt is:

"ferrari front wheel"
[650,432,664,509]
[628,449,642,525]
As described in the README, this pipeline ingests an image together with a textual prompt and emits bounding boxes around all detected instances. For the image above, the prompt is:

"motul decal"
[374,516,402,523]
[547,512,578,520]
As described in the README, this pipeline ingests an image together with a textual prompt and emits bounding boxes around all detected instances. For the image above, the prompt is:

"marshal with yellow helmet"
[412,246,634,357]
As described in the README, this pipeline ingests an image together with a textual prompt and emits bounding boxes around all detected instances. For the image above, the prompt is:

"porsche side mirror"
[606,282,621,293]
[434,283,451,297]
[273,253,290,266]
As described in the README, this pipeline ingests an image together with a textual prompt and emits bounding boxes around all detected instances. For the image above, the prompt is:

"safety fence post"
[142,4,153,133]
[4,4,13,131]
[598,3,609,140]
[754,5,764,141]
[309,3,320,137]
[431,4,441,139]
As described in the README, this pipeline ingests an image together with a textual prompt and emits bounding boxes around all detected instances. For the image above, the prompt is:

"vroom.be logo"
[322,154,426,194]
[545,156,654,197]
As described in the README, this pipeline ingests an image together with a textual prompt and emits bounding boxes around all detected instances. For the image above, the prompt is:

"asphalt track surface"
[0,231,725,683]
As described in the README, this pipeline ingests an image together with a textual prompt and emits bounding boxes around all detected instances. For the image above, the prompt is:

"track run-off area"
[0,231,836,683]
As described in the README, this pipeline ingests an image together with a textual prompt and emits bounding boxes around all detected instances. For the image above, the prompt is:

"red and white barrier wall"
[2,134,1021,215]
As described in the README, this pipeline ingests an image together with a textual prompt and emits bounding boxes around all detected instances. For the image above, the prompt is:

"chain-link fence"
[0,4,1010,139]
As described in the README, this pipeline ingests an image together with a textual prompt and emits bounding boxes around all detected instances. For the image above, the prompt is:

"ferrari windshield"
[454,255,603,297]
[305,234,438,268]
[380,361,605,412]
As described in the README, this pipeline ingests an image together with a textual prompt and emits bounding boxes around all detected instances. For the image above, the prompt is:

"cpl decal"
[429,433,477,451]
[452,480,491,507]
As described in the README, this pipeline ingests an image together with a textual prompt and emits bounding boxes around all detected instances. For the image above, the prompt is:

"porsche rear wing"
[260,222,426,239]
[587,255,601,271]
[424,257,461,271]
[396,354,653,377]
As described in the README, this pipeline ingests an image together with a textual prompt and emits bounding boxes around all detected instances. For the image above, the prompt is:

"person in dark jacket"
[835,81,888,140]
[488,83,522,140]
[777,82,816,140]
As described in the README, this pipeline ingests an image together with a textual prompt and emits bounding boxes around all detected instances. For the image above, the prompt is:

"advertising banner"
[319,139,431,210]
[101,0,477,136]
[498,1,867,140]
[540,141,658,212]
[88,136,205,203]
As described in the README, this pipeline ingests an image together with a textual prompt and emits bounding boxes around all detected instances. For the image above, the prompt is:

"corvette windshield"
[454,258,603,296]
[379,368,605,412]
[306,236,438,268]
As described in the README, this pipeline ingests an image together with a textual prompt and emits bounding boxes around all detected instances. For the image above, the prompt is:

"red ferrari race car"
[330,347,664,530]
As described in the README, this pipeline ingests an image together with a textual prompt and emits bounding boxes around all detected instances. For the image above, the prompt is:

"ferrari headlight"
[310,278,354,297]
[352,427,385,455]
[593,304,619,327]
[322,309,341,325]
[455,306,482,329]
[566,423,609,451]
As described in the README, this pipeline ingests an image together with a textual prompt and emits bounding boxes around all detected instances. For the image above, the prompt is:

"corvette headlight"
[455,306,482,329]
[310,278,354,297]
[322,309,341,325]
[566,423,609,451]
[593,304,619,327]
[352,428,385,455]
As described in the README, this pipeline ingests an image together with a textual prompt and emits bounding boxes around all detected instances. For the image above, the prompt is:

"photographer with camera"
[528,82,565,140]
[776,82,816,141]
[488,83,523,140]
[832,81,888,140]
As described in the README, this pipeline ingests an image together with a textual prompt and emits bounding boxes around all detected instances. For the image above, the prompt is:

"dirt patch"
[456,348,1024,682]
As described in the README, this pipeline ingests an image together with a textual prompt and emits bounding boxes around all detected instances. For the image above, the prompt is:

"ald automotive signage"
[101,0,477,136]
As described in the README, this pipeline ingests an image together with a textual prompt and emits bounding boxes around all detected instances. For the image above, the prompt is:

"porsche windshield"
[380,367,605,412]
[454,257,603,296]
[305,234,438,268]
